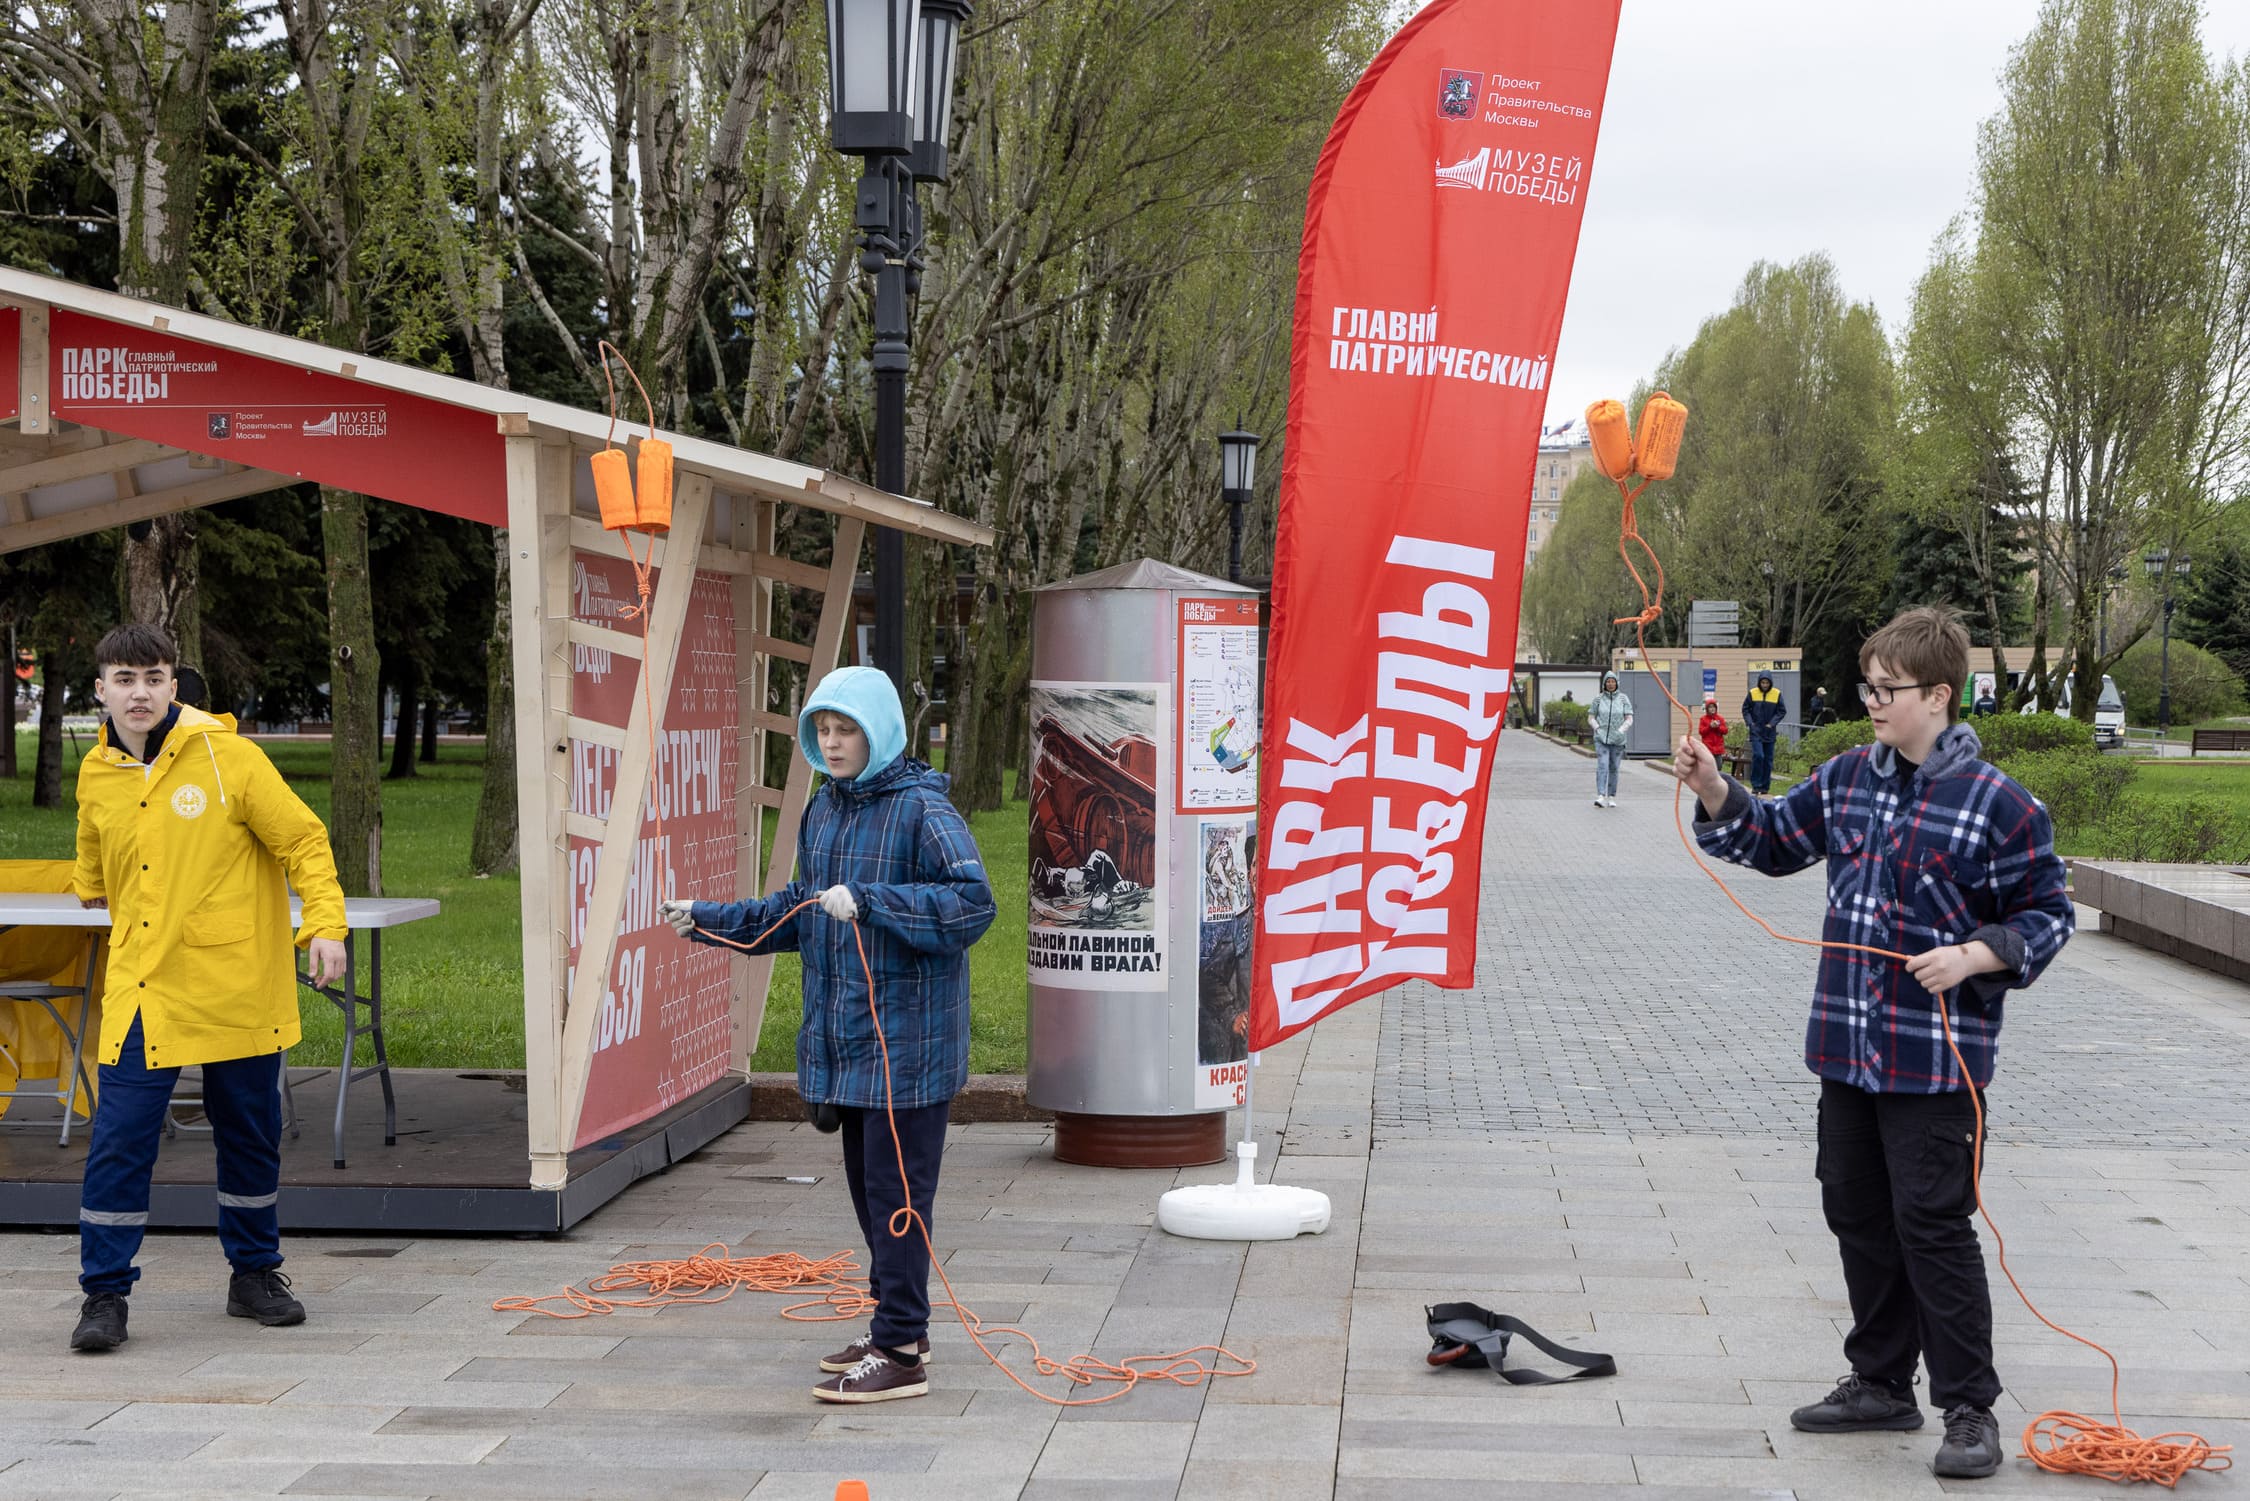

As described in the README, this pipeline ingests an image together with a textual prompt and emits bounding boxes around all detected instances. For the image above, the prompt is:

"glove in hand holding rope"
[1591,393,2227,1486]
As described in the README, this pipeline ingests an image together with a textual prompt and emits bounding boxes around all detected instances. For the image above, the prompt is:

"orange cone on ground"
[834,1483,871,1501]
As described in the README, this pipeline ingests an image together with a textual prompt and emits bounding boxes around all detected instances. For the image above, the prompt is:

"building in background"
[1516,417,1597,660]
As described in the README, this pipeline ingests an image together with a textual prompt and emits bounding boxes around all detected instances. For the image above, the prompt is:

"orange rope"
[1607,473,2228,1486]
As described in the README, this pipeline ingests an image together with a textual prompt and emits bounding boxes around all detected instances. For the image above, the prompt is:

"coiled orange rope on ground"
[1597,408,2229,1484]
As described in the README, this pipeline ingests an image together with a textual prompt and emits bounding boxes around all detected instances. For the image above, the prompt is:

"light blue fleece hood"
[798,665,907,781]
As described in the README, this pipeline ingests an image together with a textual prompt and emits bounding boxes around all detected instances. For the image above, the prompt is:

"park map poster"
[1026,683,1169,991]
[1176,596,1261,813]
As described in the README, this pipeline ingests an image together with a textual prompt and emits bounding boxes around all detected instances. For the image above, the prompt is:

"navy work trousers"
[838,1100,950,1353]
[1749,733,1777,793]
[80,1012,285,1295]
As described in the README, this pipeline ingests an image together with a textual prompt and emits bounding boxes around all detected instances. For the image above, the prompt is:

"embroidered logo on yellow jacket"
[71,705,348,1070]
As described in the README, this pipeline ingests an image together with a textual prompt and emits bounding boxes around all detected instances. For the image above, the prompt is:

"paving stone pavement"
[2,730,2247,1499]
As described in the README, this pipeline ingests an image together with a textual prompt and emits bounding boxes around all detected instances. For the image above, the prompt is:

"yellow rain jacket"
[71,705,348,1070]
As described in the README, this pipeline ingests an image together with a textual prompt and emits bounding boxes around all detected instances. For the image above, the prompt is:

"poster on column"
[568,550,744,1148]
[1176,597,1262,813]
[1026,683,1168,989]
[1195,816,1255,1108]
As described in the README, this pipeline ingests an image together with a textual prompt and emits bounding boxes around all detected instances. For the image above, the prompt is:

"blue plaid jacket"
[689,758,995,1108]
[1693,722,2074,1093]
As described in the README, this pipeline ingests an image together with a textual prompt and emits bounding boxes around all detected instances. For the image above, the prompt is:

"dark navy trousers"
[80,1012,285,1295]
[837,1100,950,1352]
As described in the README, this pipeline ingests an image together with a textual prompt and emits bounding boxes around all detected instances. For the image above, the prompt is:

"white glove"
[657,898,697,937]
[818,885,859,922]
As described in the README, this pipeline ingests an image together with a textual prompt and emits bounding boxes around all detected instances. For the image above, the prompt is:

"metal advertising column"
[1026,560,1261,1168]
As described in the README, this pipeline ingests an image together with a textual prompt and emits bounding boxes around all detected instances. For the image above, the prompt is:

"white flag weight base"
[1156,1051,1330,1241]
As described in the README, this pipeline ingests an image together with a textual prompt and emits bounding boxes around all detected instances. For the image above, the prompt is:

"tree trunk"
[321,487,382,895]
[32,662,66,809]
[420,693,439,764]
[387,659,419,779]
[470,530,519,875]
[2,624,17,780]
[122,514,202,667]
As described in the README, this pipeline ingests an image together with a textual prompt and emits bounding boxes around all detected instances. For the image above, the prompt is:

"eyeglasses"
[1857,681,1941,707]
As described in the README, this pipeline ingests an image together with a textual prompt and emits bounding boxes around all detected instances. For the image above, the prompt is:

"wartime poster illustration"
[1176,597,1261,813]
[1195,816,1255,1107]
[1027,682,1168,990]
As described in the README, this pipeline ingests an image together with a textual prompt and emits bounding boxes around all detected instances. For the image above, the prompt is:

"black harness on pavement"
[1425,1302,1617,1385]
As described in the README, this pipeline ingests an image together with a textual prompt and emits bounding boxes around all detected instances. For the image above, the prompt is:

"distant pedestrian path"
[1378,732,2250,1150]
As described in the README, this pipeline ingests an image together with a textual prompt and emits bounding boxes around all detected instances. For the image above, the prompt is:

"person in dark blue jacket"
[1741,672,1787,793]
[658,666,994,1406]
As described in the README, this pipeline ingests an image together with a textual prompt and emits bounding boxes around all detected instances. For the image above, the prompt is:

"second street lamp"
[822,0,969,692]
[1219,426,1260,584]
[2143,548,2192,733]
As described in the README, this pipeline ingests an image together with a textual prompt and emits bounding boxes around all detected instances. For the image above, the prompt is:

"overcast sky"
[1542,0,2250,429]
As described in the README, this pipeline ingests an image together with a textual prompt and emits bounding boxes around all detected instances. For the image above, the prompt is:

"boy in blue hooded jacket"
[658,667,995,1404]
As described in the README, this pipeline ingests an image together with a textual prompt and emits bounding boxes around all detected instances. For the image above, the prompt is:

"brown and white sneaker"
[813,1349,929,1404]
[819,1333,932,1373]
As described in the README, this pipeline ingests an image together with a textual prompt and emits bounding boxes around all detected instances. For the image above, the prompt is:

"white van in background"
[2008,671,2126,749]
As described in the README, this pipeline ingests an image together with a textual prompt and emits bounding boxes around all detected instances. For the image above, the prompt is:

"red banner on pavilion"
[1248,0,1621,1050]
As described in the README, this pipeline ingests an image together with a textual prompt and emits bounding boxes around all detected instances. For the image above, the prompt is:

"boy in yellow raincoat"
[68,623,349,1352]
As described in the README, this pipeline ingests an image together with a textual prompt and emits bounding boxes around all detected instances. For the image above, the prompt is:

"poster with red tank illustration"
[1026,682,1168,990]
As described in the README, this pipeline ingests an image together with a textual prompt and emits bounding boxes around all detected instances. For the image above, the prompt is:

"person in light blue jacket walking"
[1587,672,1634,807]
[658,666,994,1406]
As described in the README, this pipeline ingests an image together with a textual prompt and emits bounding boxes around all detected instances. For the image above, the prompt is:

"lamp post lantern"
[821,0,970,692]
[2143,548,2192,733]
[1218,426,1260,584]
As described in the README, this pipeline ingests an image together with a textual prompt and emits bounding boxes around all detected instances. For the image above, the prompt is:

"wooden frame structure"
[0,267,990,1214]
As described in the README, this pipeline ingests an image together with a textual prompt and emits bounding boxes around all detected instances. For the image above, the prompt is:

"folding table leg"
[370,931,396,1146]
[331,941,357,1170]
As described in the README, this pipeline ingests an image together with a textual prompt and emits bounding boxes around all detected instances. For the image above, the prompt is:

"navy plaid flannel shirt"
[1693,721,2074,1093]
[689,756,995,1109]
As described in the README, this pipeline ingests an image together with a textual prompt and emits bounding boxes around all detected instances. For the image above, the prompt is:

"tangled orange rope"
[500,903,1257,1403]
[1608,473,2229,1487]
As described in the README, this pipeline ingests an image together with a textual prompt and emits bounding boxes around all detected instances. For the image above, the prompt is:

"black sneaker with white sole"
[1789,1372,1925,1432]
[70,1292,128,1352]
[226,1268,306,1326]
[1933,1404,2004,1478]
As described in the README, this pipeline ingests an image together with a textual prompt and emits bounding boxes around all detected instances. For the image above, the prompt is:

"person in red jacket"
[1698,699,1729,759]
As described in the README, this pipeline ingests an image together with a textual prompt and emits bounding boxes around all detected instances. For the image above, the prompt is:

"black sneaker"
[70,1292,128,1352]
[1934,1404,2004,1478]
[1790,1372,1925,1432]
[226,1268,306,1326]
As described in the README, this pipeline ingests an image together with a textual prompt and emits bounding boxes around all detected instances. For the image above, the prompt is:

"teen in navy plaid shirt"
[1674,606,2074,1481]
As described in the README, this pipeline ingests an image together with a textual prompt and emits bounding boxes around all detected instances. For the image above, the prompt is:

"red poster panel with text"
[1249,0,1621,1050]
[47,309,504,524]
[0,306,18,422]
[568,551,743,1147]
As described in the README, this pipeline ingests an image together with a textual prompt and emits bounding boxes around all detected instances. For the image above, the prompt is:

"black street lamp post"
[1218,427,1260,584]
[822,0,970,691]
[2143,548,2192,733]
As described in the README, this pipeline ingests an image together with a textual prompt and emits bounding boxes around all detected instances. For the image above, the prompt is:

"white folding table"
[0,893,439,1168]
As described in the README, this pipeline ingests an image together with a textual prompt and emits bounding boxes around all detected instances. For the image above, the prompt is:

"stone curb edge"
[745,1072,1054,1124]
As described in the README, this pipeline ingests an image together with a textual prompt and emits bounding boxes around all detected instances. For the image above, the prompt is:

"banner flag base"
[1157,1139,1331,1241]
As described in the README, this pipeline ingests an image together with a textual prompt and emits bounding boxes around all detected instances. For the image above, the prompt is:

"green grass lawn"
[5,730,1034,1072]
[2122,758,2250,817]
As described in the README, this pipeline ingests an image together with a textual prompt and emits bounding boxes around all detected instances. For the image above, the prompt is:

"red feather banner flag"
[1249,0,1623,1050]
